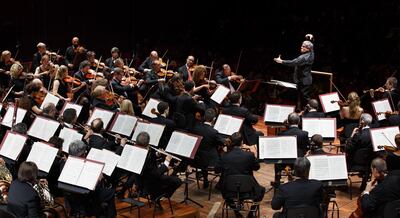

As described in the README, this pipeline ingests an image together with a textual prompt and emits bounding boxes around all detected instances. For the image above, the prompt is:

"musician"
[74,60,92,84]
[0,50,13,72]
[192,108,225,188]
[25,79,46,115]
[141,60,166,95]
[65,36,80,69]
[387,102,400,126]
[120,99,135,115]
[105,47,120,68]
[193,65,217,108]
[7,161,45,218]
[138,132,182,207]
[301,99,325,118]
[138,50,159,73]
[222,91,262,146]
[34,54,56,89]
[274,38,314,109]
[380,77,400,110]
[85,118,125,153]
[216,132,265,218]
[32,42,47,70]
[282,112,310,156]
[175,81,205,130]
[8,62,25,101]
[271,157,323,218]
[305,134,327,156]
[360,157,400,218]
[178,55,195,82]
[150,101,175,149]
[53,65,85,101]
[65,140,117,217]
[91,85,118,112]
[386,133,400,171]
[41,102,57,119]
[61,108,78,129]
[215,64,242,93]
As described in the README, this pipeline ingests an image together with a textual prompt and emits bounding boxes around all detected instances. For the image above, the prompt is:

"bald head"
[223,64,231,76]
[92,85,107,98]
[72,37,79,46]
[150,51,159,61]
[91,118,104,133]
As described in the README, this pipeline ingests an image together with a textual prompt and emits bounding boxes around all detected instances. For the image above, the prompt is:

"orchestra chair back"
[221,174,260,218]
[383,199,400,218]
[286,205,320,218]
[347,147,373,199]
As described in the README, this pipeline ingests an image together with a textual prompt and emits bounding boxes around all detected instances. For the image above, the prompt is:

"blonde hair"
[1,50,11,62]
[347,92,361,118]
[55,65,68,80]
[10,62,23,78]
[120,99,134,115]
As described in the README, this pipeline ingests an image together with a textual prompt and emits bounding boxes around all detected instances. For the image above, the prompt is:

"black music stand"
[180,167,203,208]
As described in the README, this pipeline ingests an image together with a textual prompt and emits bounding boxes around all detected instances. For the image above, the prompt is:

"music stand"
[180,166,204,208]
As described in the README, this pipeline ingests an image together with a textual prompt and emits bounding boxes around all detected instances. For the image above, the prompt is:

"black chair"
[286,206,320,218]
[221,175,260,218]
[347,147,372,199]
[383,199,400,218]
[0,208,17,218]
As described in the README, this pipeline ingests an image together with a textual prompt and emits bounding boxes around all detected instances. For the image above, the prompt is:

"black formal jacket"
[347,127,373,159]
[383,88,400,111]
[150,115,175,149]
[271,179,323,215]
[7,180,44,218]
[282,50,314,86]
[388,114,400,126]
[139,149,168,196]
[175,92,205,130]
[279,126,310,157]
[88,134,121,153]
[215,71,240,90]
[64,45,75,65]
[105,57,116,68]
[138,57,153,72]
[361,170,400,218]
[191,122,225,167]
[222,104,259,145]
[110,78,137,98]
[302,111,325,118]
[32,52,43,70]
[178,64,190,82]
[92,97,119,112]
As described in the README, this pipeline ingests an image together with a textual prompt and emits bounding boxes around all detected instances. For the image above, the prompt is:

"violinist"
[111,68,143,114]
[387,102,400,126]
[34,54,56,89]
[150,101,175,149]
[119,99,135,116]
[175,81,205,130]
[32,42,47,70]
[385,134,400,172]
[178,55,195,82]
[64,36,80,69]
[300,99,325,118]
[91,85,118,112]
[0,50,12,90]
[141,60,165,93]
[74,60,93,84]
[8,62,25,101]
[192,65,217,108]
[87,51,109,74]
[105,47,120,69]
[113,58,140,77]
[52,65,86,101]
[138,50,159,73]
[215,64,243,93]
[26,79,46,115]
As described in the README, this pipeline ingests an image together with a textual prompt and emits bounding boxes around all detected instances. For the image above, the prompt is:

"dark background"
[2,0,400,98]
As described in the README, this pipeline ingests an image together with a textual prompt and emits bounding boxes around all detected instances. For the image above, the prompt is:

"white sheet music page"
[76,161,104,190]
[28,117,60,141]
[211,85,230,104]
[214,114,244,135]
[117,145,148,174]
[319,92,340,113]
[307,155,347,180]
[264,104,295,123]
[110,114,137,137]
[59,128,83,153]
[142,98,160,119]
[0,132,27,160]
[372,99,392,121]
[165,131,184,154]
[26,142,58,173]
[146,123,165,147]
[270,80,297,89]
[131,121,149,142]
[87,148,120,176]
[87,108,114,128]
[58,157,85,186]
[302,118,336,138]
[166,131,199,158]
[370,126,400,151]
[259,136,297,159]
[40,93,60,109]
[1,106,27,128]
[61,102,83,118]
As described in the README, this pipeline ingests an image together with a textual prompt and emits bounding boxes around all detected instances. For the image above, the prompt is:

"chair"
[347,147,372,199]
[221,175,260,218]
[0,208,17,218]
[286,206,320,218]
[193,166,221,200]
[383,199,400,218]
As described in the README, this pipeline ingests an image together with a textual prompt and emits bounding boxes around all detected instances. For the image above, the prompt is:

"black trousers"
[297,83,311,110]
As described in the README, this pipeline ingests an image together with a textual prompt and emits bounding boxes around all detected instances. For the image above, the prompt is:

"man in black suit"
[381,76,400,111]
[138,50,159,73]
[91,85,119,112]
[215,64,242,93]
[105,47,120,69]
[222,91,262,146]
[302,99,325,118]
[388,102,400,126]
[191,108,226,188]
[140,59,166,95]
[85,118,126,153]
[175,81,205,130]
[32,42,47,70]
[64,36,80,69]
[216,132,265,218]
[178,55,195,82]
[138,132,182,206]
[150,101,175,149]
[271,157,324,218]
[274,35,314,109]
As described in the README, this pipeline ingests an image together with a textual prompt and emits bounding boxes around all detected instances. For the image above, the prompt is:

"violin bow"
[330,78,347,101]
[11,98,19,129]
[208,61,214,86]
[1,85,15,103]
[235,50,243,74]
[161,50,168,59]
[95,56,102,74]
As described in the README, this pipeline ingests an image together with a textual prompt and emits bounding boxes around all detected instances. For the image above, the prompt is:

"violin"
[331,100,349,107]
[63,76,82,86]
[121,77,140,86]
[92,59,109,70]
[103,91,123,106]
[157,69,176,79]
[377,145,399,152]
[158,58,167,68]
[32,87,47,105]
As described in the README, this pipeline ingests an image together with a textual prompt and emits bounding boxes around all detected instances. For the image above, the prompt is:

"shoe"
[203,181,209,189]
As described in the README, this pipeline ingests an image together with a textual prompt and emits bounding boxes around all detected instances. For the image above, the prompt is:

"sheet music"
[319,92,340,113]
[211,85,230,104]
[26,142,58,173]
[166,131,199,158]
[28,117,60,141]
[372,99,392,121]
[270,79,297,89]
[370,126,400,151]
[0,132,27,160]
[1,106,27,128]
[117,145,148,174]
[86,148,120,176]
[40,93,60,109]
[58,157,84,186]
[307,155,348,180]
[59,128,83,152]
[76,161,104,190]
[302,118,336,138]
[110,114,137,137]
[62,102,83,118]
[86,108,114,128]
[264,104,295,123]
[259,136,297,159]
[214,114,244,135]
[142,98,160,119]
[131,121,165,147]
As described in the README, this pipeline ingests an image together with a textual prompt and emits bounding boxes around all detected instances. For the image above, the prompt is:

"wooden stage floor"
[65,118,360,217]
